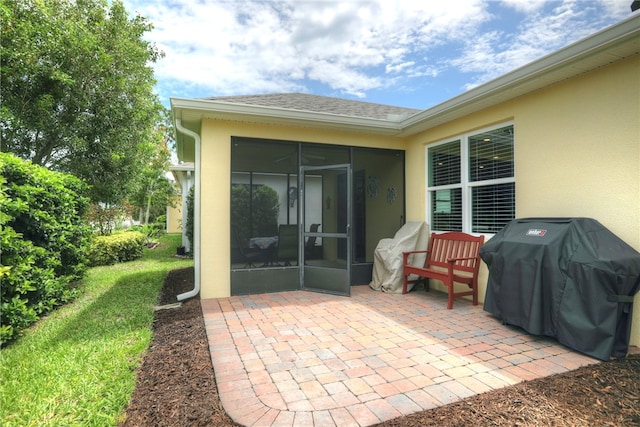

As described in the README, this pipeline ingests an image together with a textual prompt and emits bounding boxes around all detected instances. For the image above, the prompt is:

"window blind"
[469,126,514,182]
[472,183,515,233]
[429,140,460,186]
[431,188,462,231]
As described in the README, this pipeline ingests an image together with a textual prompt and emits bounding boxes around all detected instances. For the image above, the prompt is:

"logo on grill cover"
[526,229,547,236]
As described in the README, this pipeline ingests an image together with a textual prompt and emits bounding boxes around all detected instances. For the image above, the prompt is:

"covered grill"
[480,218,640,360]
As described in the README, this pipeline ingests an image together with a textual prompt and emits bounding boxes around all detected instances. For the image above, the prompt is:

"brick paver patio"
[201,285,599,427]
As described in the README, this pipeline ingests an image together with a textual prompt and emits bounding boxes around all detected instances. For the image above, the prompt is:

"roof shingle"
[204,93,420,121]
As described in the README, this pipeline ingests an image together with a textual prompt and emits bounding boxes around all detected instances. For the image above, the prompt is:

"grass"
[0,233,193,426]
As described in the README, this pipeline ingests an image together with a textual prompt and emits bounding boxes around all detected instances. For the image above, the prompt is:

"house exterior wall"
[198,120,406,299]
[405,55,640,346]
[193,54,639,346]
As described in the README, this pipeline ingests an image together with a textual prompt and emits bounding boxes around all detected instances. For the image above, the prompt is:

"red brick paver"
[201,286,600,426]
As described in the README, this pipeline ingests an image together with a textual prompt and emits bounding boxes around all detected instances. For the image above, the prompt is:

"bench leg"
[447,285,454,310]
[472,282,478,306]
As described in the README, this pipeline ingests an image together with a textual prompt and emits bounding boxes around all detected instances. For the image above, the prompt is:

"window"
[427,124,514,234]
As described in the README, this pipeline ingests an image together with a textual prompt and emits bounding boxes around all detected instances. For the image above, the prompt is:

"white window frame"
[426,121,515,236]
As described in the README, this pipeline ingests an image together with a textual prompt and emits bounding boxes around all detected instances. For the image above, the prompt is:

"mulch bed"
[120,267,640,426]
[120,267,235,427]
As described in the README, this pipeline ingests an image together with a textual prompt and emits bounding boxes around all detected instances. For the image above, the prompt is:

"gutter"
[174,119,201,301]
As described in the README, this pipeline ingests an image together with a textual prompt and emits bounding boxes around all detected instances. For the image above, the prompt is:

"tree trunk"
[145,193,152,225]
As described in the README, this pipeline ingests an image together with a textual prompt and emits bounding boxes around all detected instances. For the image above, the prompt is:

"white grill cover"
[369,221,429,293]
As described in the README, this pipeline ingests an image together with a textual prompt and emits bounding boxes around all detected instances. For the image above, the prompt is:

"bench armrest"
[402,250,430,264]
[403,250,430,256]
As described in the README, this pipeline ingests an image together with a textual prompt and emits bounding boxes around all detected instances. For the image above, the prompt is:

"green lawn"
[0,233,193,426]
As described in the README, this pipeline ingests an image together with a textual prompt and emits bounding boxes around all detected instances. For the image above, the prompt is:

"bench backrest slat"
[425,232,484,273]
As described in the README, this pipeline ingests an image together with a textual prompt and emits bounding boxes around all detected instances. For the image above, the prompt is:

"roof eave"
[171,98,406,161]
[171,97,405,135]
[169,162,195,172]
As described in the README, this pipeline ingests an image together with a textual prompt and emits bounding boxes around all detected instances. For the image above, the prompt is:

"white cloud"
[123,0,631,103]
[449,0,631,90]
[500,0,548,13]
[595,0,636,17]
[125,0,493,97]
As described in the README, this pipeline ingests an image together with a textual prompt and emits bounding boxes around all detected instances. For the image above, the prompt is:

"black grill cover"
[480,218,640,360]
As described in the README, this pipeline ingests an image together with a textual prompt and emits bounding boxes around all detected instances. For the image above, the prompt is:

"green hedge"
[0,153,91,345]
[87,231,146,266]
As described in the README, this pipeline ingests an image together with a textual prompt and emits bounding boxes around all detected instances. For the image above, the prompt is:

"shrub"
[155,214,166,230]
[128,221,165,246]
[185,186,194,251]
[144,222,165,241]
[87,231,146,266]
[86,202,135,236]
[0,153,91,345]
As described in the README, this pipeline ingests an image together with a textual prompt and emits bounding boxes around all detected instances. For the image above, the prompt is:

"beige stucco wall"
[405,55,640,346]
[166,194,183,234]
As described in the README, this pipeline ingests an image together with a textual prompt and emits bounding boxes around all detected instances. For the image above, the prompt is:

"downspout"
[175,119,201,301]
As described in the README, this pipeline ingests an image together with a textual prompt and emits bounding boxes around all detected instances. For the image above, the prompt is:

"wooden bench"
[402,232,485,309]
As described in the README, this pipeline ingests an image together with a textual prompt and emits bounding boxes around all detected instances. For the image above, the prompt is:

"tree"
[131,119,176,225]
[0,0,164,204]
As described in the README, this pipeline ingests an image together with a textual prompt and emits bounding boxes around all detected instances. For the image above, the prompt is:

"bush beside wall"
[185,186,194,252]
[87,231,146,266]
[0,153,91,345]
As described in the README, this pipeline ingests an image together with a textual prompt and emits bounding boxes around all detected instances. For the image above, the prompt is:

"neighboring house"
[169,162,195,251]
[171,14,639,346]
[165,193,182,234]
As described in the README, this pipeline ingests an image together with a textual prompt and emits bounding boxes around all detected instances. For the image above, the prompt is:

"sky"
[122,0,636,110]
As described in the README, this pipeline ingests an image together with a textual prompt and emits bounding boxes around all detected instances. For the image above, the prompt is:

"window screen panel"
[472,183,515,233]
[469,126,514,182]
[429,141,461,186]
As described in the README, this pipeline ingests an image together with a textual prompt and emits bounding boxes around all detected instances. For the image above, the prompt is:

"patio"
[201,285,599,427]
